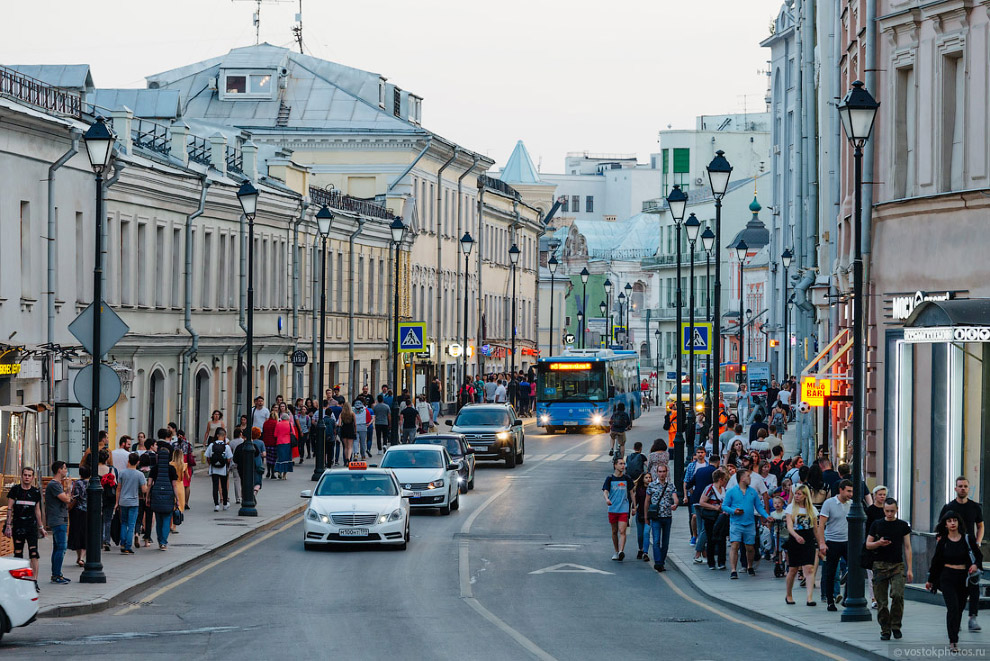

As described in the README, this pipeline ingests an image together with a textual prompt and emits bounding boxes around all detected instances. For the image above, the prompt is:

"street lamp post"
[79,117,114,584]
[599,301,607,347]
[666,184,688,488]
[236,181,260,517]
[837,79,879,623]
[604,279,613,345]
[654,328,661,407]
[389,218,407,446]
[685,213,701,451]
[781,248,793,381]
[624,282,633,349]
[616,292,626,348]
[311,205,333,481]
[460,232,475,403]
[509,243,520,374]
[701,225,715,434]
[734,240,748,383]
[548,256,558,357]
[576,311,584,351]
[706,151,733,440]
[580,267,590,349]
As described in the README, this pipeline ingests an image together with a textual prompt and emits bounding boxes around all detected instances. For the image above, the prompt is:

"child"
[767,496,787,563]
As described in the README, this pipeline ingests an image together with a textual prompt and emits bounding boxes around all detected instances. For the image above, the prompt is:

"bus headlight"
[540,415,550,424]
[591,414,603,425]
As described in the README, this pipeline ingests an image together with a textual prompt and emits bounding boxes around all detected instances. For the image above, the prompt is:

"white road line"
[578,454,599,462]
[544,454,564,461]
[527,454,547,461]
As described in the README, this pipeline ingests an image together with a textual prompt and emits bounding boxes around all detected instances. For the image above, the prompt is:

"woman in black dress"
[67,465,90,566]
[927,510,984,652]
[784,484,819,606]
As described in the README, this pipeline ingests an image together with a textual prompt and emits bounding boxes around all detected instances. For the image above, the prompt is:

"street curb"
[38,502,307,618]
[666,553,888,661]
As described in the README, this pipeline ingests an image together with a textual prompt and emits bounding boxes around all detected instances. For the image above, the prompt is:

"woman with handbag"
[926,511,984,652]
[146,446,179,550]
[784,485,819,606]
[169,447,188,532]
[698,468,728,570]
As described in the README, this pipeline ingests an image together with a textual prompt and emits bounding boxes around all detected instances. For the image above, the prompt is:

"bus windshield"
[537,363,607,402]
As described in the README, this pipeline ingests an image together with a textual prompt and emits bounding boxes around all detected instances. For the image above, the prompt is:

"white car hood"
[309,495,400,514]
[387,467,446,484]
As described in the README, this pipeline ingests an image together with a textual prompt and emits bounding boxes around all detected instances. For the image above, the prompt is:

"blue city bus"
[534,349,642,433]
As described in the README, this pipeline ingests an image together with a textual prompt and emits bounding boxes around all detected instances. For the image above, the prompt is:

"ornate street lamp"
[781,247,793,381]
[734,239,748,384]
[706,150,732,442]
[236,180,260,517]
[701,225,716,433]
[548,255,559,357]
[459,232,475,402]
[389,217,407,446]
[311,204,333,481]
[509,243,520,374]
[837,80,879,623]
[580,267,590,348]
[666,183,688,488]
[685,213,701,450]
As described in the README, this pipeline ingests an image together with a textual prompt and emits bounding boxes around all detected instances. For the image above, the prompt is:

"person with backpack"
[207,428,234,511]
[625,442,647,559]
[146,446,179,550]
[608,402,631,457]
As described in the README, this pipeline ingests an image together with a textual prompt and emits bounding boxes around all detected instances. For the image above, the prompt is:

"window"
[673,148,690,191]
[394,89,401,117]
[561,197,569,213]
[358,256,365,314]
[378,79,386,108]
[75,212,85,303]
[171,228,182,308]
[940,52,965,192]
[155,226,165,307]
[218,234,227,310]
[19,201,30,297]
[586,196,594,213]
[137,222,147,305]
[201,231,213,309]
[571,195,580,213]
[120,220,132,305]
[222,71,274,99]
[893,66,916,198]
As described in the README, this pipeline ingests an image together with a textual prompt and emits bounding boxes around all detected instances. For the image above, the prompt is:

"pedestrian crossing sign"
[681,322,712,355]
[398,322,426,353]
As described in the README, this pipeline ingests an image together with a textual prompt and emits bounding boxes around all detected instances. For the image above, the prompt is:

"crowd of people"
[603,390,985,651]
[457,369,538,416]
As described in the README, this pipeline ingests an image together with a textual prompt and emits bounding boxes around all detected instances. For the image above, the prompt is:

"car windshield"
[454,409,511,427]
[315,473,397,497]
[381,449,445,468]
[720,383,739,393]
[414,437,462,456]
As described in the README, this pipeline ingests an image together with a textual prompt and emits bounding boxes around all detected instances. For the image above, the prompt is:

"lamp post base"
[840,598,873,622]
[79,565,106,583]
[311,421,327,482]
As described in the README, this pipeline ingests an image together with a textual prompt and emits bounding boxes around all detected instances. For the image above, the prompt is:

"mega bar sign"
[800,377,831,407]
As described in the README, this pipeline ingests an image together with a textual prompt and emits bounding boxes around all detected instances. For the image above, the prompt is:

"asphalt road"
[6,415,869,660]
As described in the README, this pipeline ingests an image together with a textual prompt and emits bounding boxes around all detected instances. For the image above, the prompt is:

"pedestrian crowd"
[602,387,985,652]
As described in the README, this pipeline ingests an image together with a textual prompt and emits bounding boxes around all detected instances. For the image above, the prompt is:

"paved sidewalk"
[35,461,311,617]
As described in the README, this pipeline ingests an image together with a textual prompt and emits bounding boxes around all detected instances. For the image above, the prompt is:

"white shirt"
[762,472,778,492]
[494,384,507,402]
[111,447,131,470]
[778,390,792,406]
[251,407,270,431]
[206,442,234,476]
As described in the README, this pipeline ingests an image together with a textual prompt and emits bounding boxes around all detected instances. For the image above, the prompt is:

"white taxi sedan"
[0,556,38,643]
[301,463,410,550]
[380,444,461,515]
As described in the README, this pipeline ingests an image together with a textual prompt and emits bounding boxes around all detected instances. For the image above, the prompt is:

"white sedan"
[381,444,461,515]
[301,465,410,550]
[0,556,39,642]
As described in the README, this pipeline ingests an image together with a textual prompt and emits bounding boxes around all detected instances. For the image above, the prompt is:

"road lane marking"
[527,454,547,461]
[529,563,613,575]
[658,573,848,661]
[115,518,301,616]
[544,454,564,461]
[578,454,599,462]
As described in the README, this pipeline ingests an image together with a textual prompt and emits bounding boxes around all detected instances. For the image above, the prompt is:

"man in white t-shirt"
[251,396,270,431]
[494,380,507,403]
[778,388,792,407]
[112,435,133,470]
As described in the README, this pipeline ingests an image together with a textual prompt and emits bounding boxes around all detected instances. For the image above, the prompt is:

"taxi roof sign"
[347,461,368,470]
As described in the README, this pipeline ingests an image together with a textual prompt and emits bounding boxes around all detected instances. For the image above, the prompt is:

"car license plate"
[564,421,578,425]
[339,528,369,537]
[412,492,422,497]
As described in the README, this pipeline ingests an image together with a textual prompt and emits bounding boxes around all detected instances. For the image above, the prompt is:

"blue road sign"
[680,322,712,355]
[398,322,426,353]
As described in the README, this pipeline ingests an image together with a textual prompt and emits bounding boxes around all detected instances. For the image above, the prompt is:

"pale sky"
[3,0,783,171]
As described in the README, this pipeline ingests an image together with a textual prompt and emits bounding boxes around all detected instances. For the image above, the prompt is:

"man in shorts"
[3,467,46,583]
[721,468,769,579]
[602,458,636,561]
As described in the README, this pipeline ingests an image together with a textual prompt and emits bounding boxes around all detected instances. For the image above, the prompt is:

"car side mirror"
[447,463,459,471]
[514,419,523,426]
[445,419,454,427]
[465,447,475,454]
[300,490,312,499]
[401,490,414,498]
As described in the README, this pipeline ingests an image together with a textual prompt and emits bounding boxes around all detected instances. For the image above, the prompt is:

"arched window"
[194,368,211,446]
[267,365,279,401]
[148,369,166,434]
[640,342,650,361]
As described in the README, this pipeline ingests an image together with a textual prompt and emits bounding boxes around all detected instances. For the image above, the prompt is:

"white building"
[540,151,661,223]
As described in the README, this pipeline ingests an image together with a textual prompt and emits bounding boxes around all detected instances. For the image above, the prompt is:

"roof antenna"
[291,0,304,53]
[232,0,288,45]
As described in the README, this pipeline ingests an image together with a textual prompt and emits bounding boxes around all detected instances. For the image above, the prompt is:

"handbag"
[172,506,184,526]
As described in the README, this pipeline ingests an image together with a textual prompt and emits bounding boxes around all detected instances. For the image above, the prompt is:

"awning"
[801,328,851,379]
[902,299,990,343]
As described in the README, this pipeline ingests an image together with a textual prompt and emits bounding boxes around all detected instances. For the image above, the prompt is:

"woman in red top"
[262,410,278,479]
[274,413,294,479]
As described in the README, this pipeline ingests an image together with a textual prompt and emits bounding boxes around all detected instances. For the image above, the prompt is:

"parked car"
[413,433,476,493]
[0,556,38,643]
[719,382,739,410]
[446,404,525,468]
[381,444,461,515]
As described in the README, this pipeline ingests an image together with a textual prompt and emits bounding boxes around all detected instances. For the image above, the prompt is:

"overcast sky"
[3,0,783,172]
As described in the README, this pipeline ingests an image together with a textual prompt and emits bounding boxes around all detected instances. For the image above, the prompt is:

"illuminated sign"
[0,348,21,377]
[521,347,540,357]
[549,362,592,371]
[891,291,952,321]
[801,377,831,407]
[448,343,463,358]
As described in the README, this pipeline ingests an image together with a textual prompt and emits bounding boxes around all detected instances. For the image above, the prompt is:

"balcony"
[648,306,710,322]
[309,186,395,221]
[641,250,711,269]
[0,66,82,118]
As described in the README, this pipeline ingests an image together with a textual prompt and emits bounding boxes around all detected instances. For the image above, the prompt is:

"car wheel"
[516,438,524,464]
[505,443,517,468]
[459,479,469,494]
[440,493,452,515]
[545,425,556,434]
[468,473,475,490]
[398,524,409,550]
[451,491,460,511]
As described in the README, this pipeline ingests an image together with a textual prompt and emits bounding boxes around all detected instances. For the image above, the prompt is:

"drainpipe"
[862,0,877,269]
[179,176,210,433]
[348,218,366,393]
[387,137,433,192]
[311,231,319,397]
[476,183,486,379]
[793,270,815,314]
[435,148,459,391]
[291,198,308,398]
[101,160,126,293]
[48,129,80,347]
[534,207,546,360]
[456,154,480,383]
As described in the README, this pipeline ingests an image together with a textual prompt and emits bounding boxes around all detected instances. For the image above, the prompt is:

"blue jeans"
[693,505,707,553]
[635,517,646,552]
[102,505,114,544]
[154,511,172,546]
[431,401,440,422]
[50,524,67,578]
[120,506,138,551]
[650,517,673,567]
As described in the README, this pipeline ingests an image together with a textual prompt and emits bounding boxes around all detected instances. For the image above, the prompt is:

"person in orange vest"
[663,402,678,449]
[718,404,729,436]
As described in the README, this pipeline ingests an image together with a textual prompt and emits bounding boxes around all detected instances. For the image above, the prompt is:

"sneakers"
[690,536,697,545]
[827,602,837,612]
[748,567,756,576]
[608,449,614,457]
[693,556,705,564]
[892,630,902,639]
[730,571,739,580]
[50,575,70,584]
[654,564,665,573]
[223,503,230,511]
[709,565,718,571]
[970,616,982,631]
[611,552,620,561]
[880,633,891,641]
[643,554,650,563]
[717,564,726,570]
[617,551,625,561]
[636,550,643,560]
[214,505,220,512]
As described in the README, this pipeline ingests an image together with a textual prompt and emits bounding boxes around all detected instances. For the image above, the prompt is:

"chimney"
[241,139,258,181]
[169,120,189,166]
[109,106,133,155]
[209,132,227,176]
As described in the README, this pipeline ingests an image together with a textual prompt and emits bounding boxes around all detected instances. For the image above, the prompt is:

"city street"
[6,414,865,660]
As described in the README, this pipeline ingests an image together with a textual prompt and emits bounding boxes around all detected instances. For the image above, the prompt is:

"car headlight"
[380,508,403,523]
[427,479,444,489]
[307,509,329,524]
[496,431,511,441]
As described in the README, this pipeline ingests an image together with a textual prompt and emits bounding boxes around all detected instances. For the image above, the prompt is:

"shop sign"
[0,348,22,377]
[891,291,953,321]
[801,377,831,407]
[521,347,540,357]
[448,343,463,358]
[904,326,990,343]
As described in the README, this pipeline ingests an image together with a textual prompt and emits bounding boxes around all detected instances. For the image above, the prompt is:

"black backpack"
[626,452,646,481]
[209,441,228,468]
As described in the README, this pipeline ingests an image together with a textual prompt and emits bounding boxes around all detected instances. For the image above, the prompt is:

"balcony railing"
[309,186,395,220]
[478,174,521,200]
[131,118,171,156]
[0,66,82,118]
[649,306,710,321]
[226,145,244,175]
[641,251,711,268]
[187,135,211,166]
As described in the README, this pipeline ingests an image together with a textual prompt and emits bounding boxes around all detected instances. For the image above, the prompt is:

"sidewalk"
[35,462,309,617]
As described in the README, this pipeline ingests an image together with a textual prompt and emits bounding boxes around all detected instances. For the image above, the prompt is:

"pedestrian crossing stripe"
[397,322,426,353]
